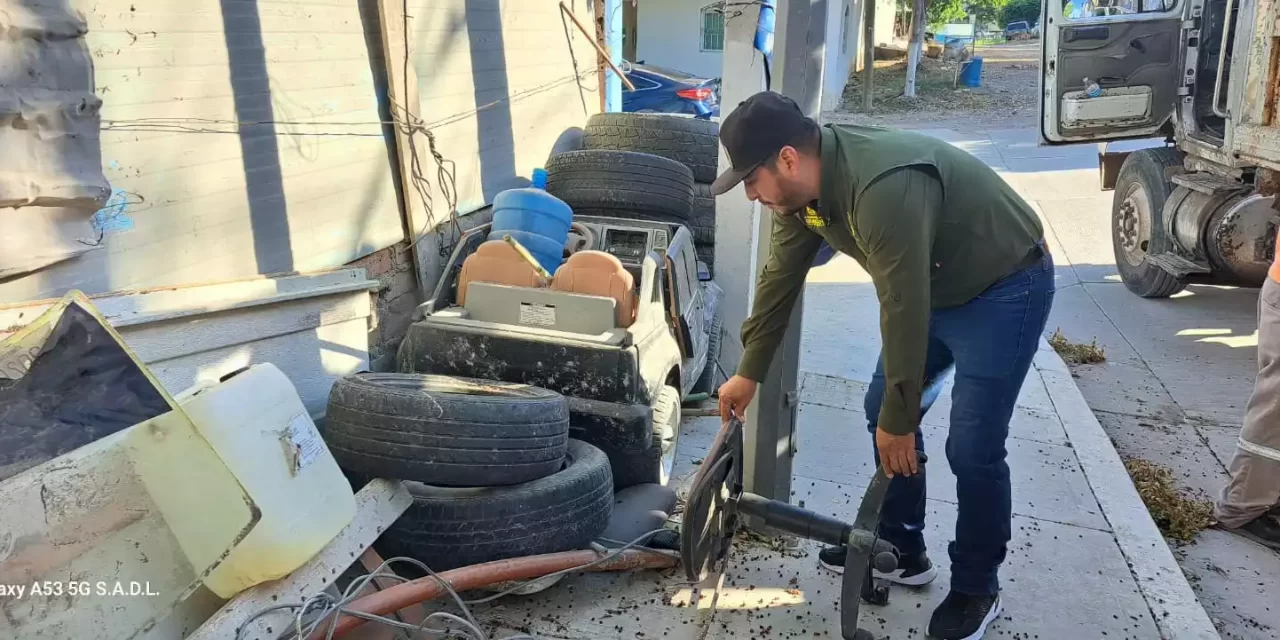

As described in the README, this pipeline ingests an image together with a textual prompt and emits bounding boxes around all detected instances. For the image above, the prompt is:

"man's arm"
[737,211,824,381]
[855,167,941,437]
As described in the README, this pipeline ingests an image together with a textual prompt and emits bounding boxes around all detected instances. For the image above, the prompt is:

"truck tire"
[378,440,612,571]
[1112,148,1188,298]
[323,373,570,487]
[691,182,716,245]
[582,113,720,182]
[612,385,681,489]
[546,150,694,222]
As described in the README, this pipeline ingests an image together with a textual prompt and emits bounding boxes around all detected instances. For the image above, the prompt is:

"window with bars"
[701,5,725,51]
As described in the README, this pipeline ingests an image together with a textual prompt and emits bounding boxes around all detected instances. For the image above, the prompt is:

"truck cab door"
[1042,0,1184,143]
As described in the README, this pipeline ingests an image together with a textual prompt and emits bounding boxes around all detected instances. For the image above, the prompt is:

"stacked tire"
[320,373,612,571]
[548,113,720,275]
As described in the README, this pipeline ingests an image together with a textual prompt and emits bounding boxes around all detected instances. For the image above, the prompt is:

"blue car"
[622,61,720,118]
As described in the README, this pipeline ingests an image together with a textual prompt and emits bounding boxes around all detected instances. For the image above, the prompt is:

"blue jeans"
[865,250,1055,596]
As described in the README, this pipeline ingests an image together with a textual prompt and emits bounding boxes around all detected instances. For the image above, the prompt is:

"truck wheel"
[546,149,695,222]
[378,440,613,571]
[691,183,716,245]
[1112,148,1188,298]
[323,373,570,487]
[613,385,681,489]
[582,113,719,183]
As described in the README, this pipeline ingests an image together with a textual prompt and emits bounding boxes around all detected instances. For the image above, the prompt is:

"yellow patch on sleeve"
[802,207,826,228]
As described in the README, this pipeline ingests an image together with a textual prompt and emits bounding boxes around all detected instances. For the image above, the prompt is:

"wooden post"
[595,0,607,111]
[863,0,876,111]
[375,0,439,298]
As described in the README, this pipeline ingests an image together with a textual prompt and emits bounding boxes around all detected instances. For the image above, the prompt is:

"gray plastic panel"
[463,283,620,335]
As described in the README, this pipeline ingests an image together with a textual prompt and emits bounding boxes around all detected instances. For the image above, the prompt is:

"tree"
[928,0,1008,26]
[904,0,930,97]
[969,0,1010,26]
[1000,0,1039,25]
[927,0,968,25]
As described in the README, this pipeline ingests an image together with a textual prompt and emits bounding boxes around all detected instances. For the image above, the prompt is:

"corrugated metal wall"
[0,0,600,303]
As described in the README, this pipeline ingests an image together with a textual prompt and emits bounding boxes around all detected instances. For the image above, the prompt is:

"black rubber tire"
[545,150,694,222]
[1112,148,1187,298]
[546,126,584,162]
[612,386,681,489]
[694,310,724,395]
[582,113,720,182]
[696,244,715,275]
[323,373,570,487]
[691,182,716,245]
[378,440,613,571]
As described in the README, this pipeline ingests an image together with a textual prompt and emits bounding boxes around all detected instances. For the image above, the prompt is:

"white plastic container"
[175,363,357,598]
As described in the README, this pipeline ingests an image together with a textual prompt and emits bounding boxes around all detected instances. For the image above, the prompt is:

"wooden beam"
[187,479,413,640]
[561,2,635,91]
[374,0,441,299]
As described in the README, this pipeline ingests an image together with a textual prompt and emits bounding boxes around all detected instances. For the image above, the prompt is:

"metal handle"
[1212,0,1236,118]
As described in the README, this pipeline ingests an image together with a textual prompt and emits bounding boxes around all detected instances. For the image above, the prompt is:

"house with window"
[624,0,897,111]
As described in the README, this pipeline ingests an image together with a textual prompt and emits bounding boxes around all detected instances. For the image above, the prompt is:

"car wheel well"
[665,367,682,394]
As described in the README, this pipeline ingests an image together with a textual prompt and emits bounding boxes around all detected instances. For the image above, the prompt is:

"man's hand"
[718,375,758,421]
[875,427,918,478]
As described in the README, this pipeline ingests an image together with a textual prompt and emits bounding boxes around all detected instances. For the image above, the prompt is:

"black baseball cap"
[710,91,815,196]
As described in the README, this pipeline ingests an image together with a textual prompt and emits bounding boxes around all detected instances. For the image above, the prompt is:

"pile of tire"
[319,373,613,571]
[546,113,720,274]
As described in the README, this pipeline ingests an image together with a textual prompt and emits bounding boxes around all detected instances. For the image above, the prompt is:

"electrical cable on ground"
[237,529,682,640]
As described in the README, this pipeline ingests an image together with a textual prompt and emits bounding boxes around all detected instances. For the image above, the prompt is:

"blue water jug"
[488,169,573,273]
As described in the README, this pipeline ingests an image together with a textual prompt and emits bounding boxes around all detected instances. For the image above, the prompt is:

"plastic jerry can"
[174,363,357,598]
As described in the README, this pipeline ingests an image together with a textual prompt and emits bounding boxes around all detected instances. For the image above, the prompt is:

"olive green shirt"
[738,124,1045,437]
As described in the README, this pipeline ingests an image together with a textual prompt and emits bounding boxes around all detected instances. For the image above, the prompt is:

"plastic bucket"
[959,57,983,88]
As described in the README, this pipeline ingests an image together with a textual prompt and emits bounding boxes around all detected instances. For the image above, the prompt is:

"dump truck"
[1041,0,1280,297]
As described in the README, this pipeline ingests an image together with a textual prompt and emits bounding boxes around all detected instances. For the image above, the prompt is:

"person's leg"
[1215,277,1280,549]
[867,339,954,557]
[927,251,1055,639]
[818,336,954,579]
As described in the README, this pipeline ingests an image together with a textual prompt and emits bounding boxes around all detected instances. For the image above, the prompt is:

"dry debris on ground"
[829,42,1040,131]
[1124,458,1215,543]
[1048,328,1107,365]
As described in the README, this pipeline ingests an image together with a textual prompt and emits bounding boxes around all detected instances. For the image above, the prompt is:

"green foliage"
[925,0,1010,30]
[970,0,1010,25]
[1000,0,1040,25]
[927,0,969,25]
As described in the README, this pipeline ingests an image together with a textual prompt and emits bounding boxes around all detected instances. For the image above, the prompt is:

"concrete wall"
[635,0,724,78]
[820,0,898,112]
[822,0,856,111]
[1,0,601,314]
[0,0,406,303]
[406,1,601,212]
